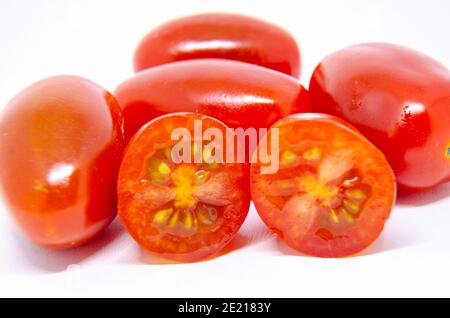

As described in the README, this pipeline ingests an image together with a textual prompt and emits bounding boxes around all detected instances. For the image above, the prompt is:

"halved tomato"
[117,112,250,262]
[250,113,396,257]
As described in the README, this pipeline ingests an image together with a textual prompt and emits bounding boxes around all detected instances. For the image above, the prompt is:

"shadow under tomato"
[396,183,450,207]
[357,230,423,257]
[134,210,275,264]
[273,223,423,258]
[136,233,254,265]
[14,219,124,273]
[275,240,309,257]
[205,220,276,260]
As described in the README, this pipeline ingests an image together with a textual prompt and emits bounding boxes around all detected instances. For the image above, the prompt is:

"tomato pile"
[0,13,449,261]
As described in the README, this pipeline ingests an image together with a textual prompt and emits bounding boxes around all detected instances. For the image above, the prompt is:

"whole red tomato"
[115,59,311,143]
[0,76,125,248]
[133,13,301,77]
[309,43,450,192]
[118,112,250,262]
[251,113,396,257]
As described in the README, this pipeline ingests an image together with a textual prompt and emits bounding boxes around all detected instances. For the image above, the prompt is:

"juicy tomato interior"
[118,113,250,262]
[250,114,396,257]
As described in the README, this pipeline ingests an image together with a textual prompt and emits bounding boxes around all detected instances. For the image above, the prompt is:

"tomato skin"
[117,112,250,262]
[0,76,125,248]
[115,59,311,143]
[309,43,450,192]
[250,113,396,257]
[133,13,301,77]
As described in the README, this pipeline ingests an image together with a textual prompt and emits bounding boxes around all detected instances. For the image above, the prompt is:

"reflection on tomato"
[115,59,311,143]
[251,113,396,257]
[117,112,250,262]
[0,76,125,248]
[133,13,301,77]
[309,43,450,192]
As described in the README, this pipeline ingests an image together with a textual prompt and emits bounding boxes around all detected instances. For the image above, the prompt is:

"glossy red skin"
[309,43,450,192]
[117,112,250,262]
[0,76,125,248]
[115,59,311,143]
[133,13,301,77]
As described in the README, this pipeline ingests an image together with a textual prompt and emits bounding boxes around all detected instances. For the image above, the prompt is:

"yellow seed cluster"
[281,149,297,166]
[303,147,322,161]
[153,208,173,225]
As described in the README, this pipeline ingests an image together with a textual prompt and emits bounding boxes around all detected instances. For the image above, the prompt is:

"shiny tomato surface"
[251,113,396,257]
[309,43,450,192]
[115,59,311,143]
[133,13,301,77]
[118,112,250,262]
[0,76,125,248]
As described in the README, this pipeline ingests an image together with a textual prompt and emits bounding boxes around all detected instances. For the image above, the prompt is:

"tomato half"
[309,43,450,192]
[250,113,396,257]
[115,59,311,143]
[0,76,125,248]
[117,112,250,262]
[133,13,301,77]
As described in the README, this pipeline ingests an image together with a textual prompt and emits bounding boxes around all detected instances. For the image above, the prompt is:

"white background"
[0,0,449,297]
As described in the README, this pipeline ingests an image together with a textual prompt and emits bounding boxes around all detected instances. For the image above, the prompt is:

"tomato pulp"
[117,112,250,262]
[251,113,396,257]
[115,59,311,143]
[133,13,301,77]
[0,76,125,248]
[309,43,450,192]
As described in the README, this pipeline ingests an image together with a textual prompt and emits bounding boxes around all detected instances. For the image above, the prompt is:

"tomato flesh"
[309,43,450,192]
[133,13,301,77]
[117,113,250,262]
[250,113,396,257]
[0,76,124,248]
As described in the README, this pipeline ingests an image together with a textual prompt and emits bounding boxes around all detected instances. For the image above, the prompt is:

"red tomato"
[115,59,311,143]
[250,113,396,257]
[133,13,301,77]
[309,43,450,192]
[0,76,125,248]
[117,112,250,262]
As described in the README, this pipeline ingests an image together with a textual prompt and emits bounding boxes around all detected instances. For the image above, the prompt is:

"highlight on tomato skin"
[250,113,396,258]
[115,59,311,143]
[0,75,125,248]
[117,112,251,262]
[133,13,301,77]
[309,42,450,192]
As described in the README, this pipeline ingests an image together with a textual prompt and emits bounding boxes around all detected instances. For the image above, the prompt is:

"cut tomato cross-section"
[117,113,250,262]
[250,113,396,257]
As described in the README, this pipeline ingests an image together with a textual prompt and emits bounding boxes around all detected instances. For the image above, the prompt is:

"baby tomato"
[251,113,395,257]
[309,43,450,192]
[133,13,301,77]
[0,76,124,248]
[115,59,310,142]
[117,112,250,262]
